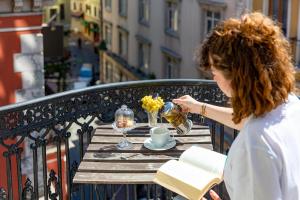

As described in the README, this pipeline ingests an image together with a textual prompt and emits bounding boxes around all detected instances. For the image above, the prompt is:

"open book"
[153,146,227,200]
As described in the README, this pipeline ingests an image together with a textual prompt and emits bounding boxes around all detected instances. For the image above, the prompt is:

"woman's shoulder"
[240,95,300,148]
[246,94,300,130]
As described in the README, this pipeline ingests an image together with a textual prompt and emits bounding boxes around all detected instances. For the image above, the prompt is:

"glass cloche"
[114,105,135,128]
[112,105,136,149]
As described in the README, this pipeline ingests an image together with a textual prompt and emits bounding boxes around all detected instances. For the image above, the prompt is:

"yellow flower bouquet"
[141,95,164,127]
[141,95,164,113]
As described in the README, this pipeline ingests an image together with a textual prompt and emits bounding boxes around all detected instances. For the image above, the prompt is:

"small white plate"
[143,138,176,151]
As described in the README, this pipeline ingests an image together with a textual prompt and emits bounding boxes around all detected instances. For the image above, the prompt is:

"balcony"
[0,79,231,200]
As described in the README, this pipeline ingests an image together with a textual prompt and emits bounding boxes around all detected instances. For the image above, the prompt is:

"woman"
[173,12,300,200]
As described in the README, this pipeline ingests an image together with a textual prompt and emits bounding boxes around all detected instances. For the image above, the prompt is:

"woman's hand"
[172,95,202,114]
[201,190,221,200]
[173,95,244,130]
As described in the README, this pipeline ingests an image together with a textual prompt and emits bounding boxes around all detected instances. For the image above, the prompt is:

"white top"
[224,94,300,200]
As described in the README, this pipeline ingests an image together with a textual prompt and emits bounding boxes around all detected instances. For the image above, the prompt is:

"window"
[105,61,113,82]
[139,0,150,25]
[86,5,91,15]
[118,30,128,58]
[50,8,57,21]
[138,42,150,72]
[268,0,288,35]
[79,3,82,12]
[60,4,65,20]
[73,2,76,10]
[166,1,179,33]
[105,0,112,11]
[165,56,179,78]
[104,23,112,49]
[198,1,225,40]
[94,6,97,17]
[205,10,221,34]
[119,0,127,17]
[161,46,181,78]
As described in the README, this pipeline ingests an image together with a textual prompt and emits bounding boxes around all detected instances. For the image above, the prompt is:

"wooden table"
[73,123,212,185]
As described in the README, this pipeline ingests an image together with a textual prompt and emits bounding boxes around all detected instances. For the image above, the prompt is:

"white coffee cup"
[150,127,171,148]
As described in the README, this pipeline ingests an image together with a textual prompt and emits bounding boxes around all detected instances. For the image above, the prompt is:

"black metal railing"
[0,79,229,200]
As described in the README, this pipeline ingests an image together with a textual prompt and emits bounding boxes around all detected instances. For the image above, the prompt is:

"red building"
[0,0,55,199]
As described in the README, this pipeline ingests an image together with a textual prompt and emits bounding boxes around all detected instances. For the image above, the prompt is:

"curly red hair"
[197,12,295,124]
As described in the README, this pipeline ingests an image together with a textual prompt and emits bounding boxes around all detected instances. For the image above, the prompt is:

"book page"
[179,146,227,177]
[158,160,220,191]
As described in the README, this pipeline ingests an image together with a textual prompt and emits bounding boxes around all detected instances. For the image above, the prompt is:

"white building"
[100,0,250,83]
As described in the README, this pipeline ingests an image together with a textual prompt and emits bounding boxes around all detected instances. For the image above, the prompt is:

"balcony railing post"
[233,129,239,139]
[4,151,12,200]
[42,140,49,200]
[16,148,23,200]
[210,121,216,151]
[220,124,225,154]
[64,132,71,200]
[55,136,63,200]
[30,143,39,199]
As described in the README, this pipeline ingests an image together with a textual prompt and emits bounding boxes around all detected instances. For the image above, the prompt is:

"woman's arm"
[172,95,245,130]
[200,103,245,130]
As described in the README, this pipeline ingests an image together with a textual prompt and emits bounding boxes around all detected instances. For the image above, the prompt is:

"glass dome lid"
[114,105,135,128]
[115,105,134,119]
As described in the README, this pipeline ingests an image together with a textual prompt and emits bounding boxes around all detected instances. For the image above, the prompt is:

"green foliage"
[148,73,156,79]
[45,61,70,79]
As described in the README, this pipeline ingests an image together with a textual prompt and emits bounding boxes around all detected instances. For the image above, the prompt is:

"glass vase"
[147,111,158,127]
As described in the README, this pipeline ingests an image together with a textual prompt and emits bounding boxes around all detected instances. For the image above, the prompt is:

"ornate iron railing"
[0,79,229,200]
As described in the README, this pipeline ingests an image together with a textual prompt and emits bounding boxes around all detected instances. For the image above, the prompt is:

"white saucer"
[143,138,176,151]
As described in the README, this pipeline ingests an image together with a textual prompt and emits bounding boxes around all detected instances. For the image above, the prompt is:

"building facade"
[70,0,100,43]
[0,1,48,107]
[251,0,300,66]
[43,0,71,32]
[251,0,300,93]
[100,0,250,83]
